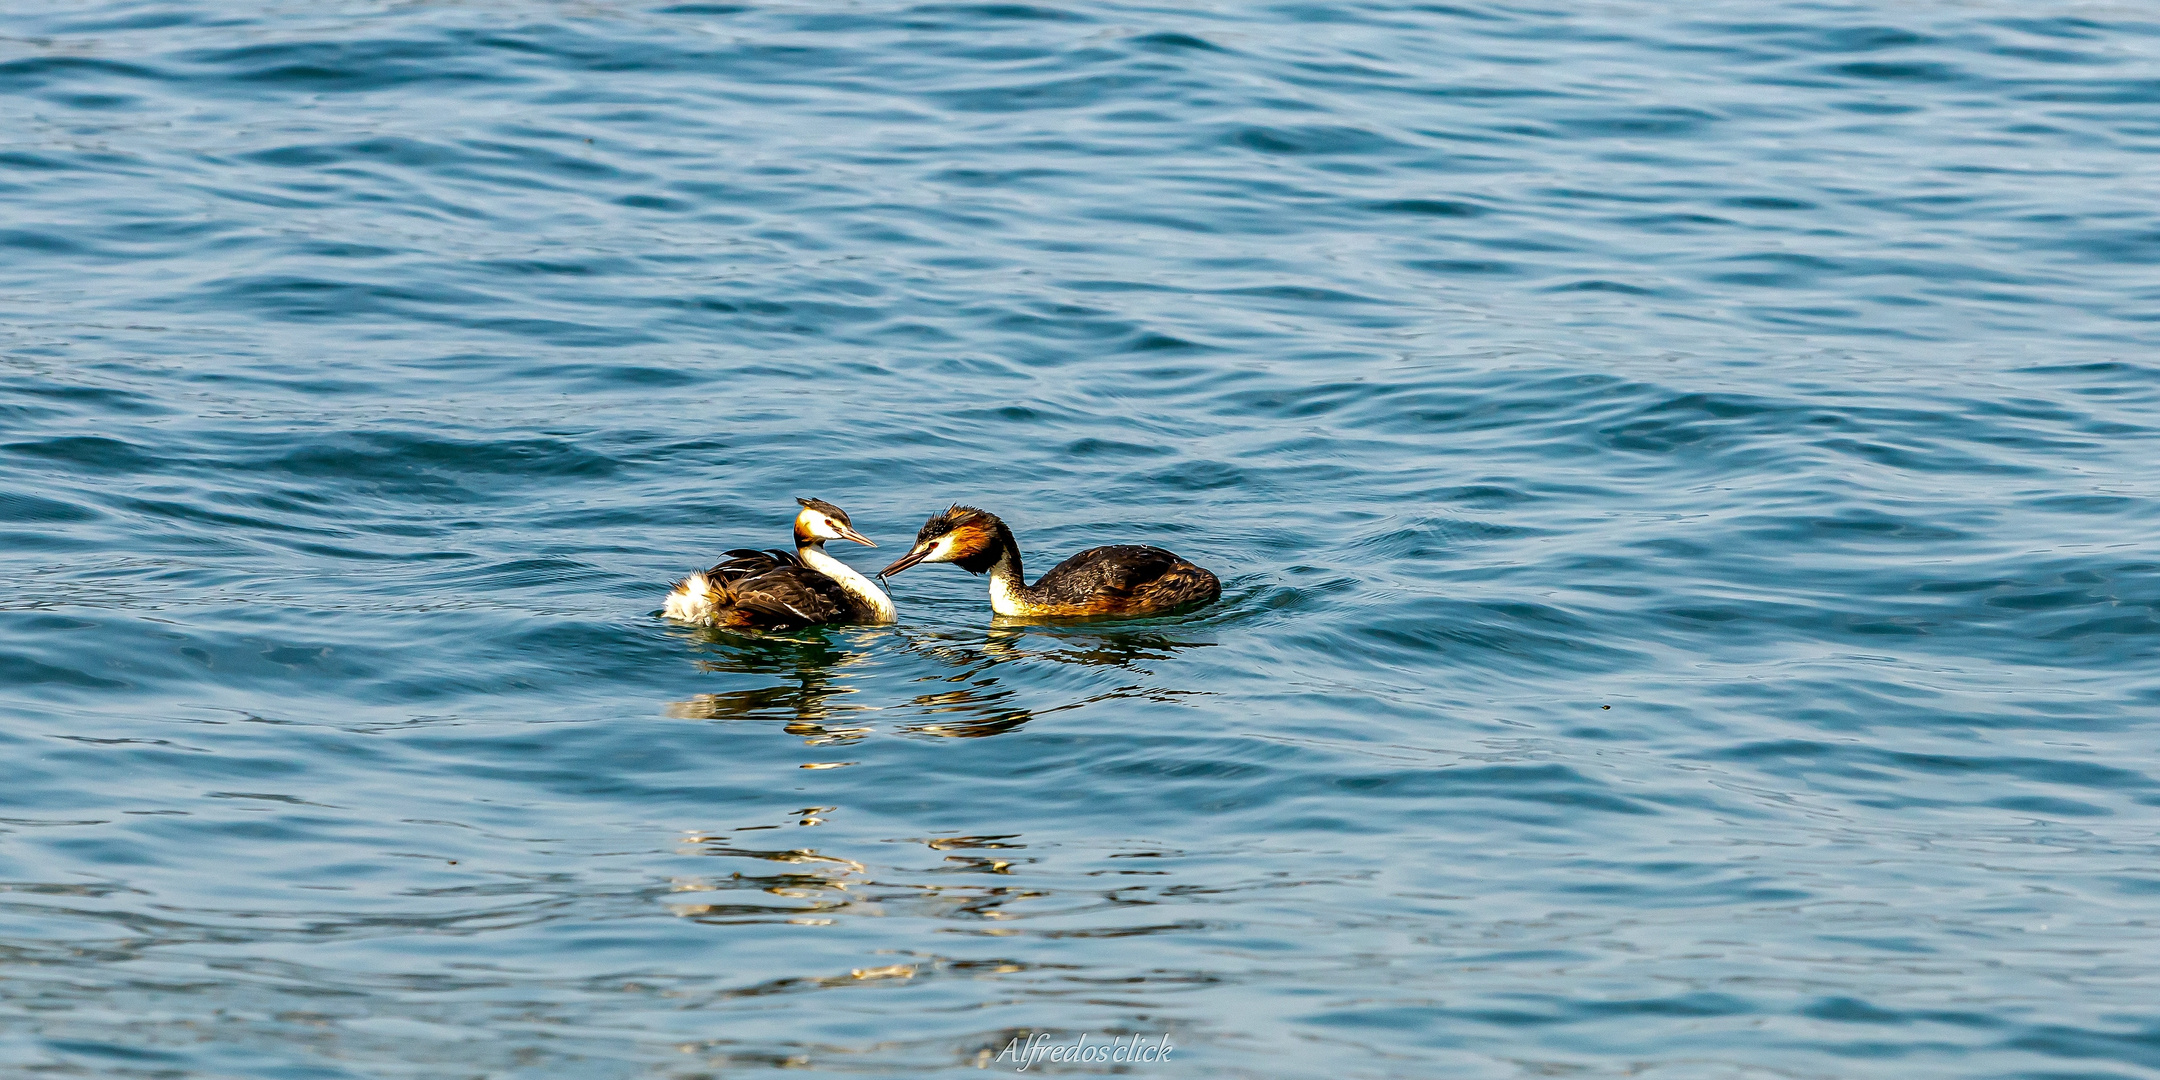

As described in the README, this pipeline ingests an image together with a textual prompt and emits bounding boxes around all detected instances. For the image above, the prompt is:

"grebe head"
[879,504,1006,577]
[793,497,876,548]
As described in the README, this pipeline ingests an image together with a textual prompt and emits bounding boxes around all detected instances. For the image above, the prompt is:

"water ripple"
[3,0,2158,1076]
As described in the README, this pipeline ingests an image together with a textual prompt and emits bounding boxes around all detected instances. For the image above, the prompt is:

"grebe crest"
[889,504,1013,575]
[792,497,871,548]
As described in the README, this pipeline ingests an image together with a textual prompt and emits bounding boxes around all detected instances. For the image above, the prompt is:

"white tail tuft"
[662,572,720,623]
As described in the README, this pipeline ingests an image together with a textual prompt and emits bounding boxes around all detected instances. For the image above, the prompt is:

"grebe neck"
[797,541,896,623]
[985,540,1030,618]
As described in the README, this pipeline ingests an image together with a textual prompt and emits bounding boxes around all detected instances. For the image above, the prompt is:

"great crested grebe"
[662,498,896,629]
[878,505,1220,619]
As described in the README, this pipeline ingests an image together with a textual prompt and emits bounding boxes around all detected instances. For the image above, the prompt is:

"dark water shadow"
[663,626,884,744]
[660,618,1217,741]
[978,622,1215,669]
[894,624,1217,737]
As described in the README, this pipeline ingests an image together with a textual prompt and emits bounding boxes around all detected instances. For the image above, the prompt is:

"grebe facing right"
[878,505,1219,619]
[663,498,895,629]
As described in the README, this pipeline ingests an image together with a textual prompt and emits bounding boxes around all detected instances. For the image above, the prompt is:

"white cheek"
[929,536,958,561]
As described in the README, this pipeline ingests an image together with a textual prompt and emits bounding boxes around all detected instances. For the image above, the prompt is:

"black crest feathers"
[796,497,850,523]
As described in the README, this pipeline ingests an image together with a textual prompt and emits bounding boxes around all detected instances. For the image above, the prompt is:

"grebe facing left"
[879,505,1219,619]
[663,498,896,629]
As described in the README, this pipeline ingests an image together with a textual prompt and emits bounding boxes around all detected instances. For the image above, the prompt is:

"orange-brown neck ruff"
[952,520,1020,576]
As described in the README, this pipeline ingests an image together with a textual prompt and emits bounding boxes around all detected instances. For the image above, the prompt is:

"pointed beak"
[879,545,932,579]
[834,523,876,547]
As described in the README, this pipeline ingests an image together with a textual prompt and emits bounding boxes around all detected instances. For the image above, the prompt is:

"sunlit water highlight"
[3,1,2158,1076]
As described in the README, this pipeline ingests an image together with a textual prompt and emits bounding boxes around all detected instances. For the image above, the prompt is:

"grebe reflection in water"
[665,622,1212,742]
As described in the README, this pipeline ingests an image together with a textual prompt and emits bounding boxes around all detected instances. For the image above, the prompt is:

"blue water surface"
[4,1,2159,1076]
